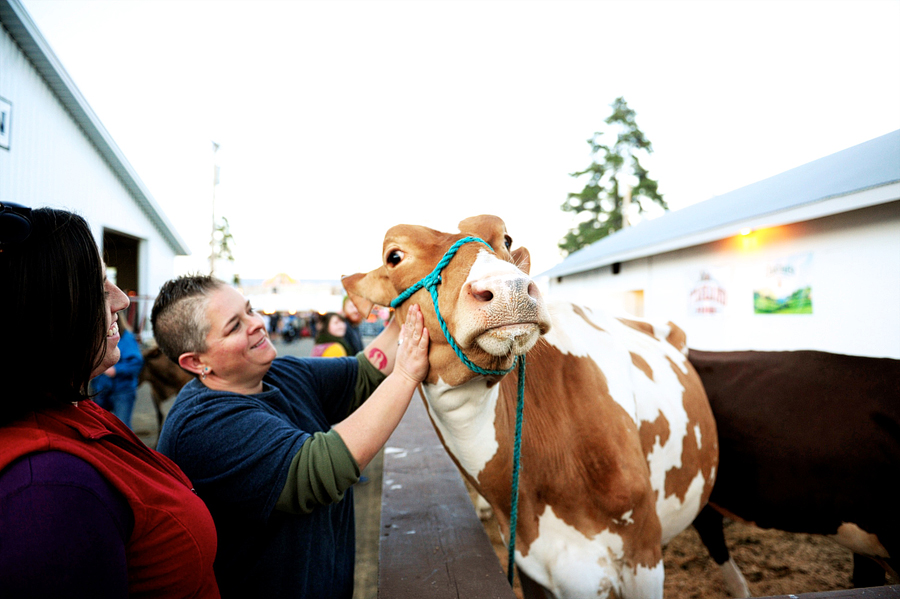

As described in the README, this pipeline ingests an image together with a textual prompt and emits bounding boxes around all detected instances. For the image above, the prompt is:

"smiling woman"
[180,286,278,394]
[0,206,220,598]
[149,274,431,598]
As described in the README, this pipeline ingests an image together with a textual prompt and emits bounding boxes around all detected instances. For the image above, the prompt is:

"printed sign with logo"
[753,253,813,314]
[689,268,728,315]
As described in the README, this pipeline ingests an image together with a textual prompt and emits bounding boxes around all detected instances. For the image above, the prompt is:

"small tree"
[209,216,236,269]
[559,97,667,255]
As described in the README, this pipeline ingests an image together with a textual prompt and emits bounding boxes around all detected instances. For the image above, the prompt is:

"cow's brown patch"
[639,411,671,462]
[665,321,688,353]
[572,304,607,333]
[631,351,653,381]
[617,317,655,338]
[475,345,663,572]
[663,356,718,504]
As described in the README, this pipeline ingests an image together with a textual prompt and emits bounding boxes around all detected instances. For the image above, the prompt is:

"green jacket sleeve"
[275,430,360,515]
[275,352,387,515]
[350,351,387,415]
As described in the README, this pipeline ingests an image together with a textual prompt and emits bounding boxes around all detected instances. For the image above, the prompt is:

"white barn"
[543,130,900,359]
[0,0,188,332]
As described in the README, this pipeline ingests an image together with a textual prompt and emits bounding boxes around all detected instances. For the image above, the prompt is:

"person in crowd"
[311,311,355,357]
[269,311,282,341]
[0,204,219,598]
[90,311,144,428]
[341,295,364,354]
[150,274,429,598]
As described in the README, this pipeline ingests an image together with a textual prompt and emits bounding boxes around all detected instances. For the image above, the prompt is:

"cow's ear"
[342,268,396,316]
[511,247,531,275]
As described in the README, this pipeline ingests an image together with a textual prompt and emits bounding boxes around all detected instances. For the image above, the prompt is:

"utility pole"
[210,141,220,276]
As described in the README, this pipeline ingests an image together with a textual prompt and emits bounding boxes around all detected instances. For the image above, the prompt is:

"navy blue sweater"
[157,355,359,599]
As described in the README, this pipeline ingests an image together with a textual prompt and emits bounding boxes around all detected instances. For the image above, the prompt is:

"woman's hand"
[394,305,430,384]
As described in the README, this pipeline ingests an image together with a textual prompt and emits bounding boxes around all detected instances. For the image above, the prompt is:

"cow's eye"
[386,249,404,266]
[504,235,513,250]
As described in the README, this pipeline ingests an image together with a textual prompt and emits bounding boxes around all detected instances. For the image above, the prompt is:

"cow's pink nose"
[469,276,540,306]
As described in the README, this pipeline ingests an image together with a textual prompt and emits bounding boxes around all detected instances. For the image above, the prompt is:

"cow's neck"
[420,376,505,484]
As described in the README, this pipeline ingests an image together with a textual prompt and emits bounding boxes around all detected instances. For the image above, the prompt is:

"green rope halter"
[389,236,526,586]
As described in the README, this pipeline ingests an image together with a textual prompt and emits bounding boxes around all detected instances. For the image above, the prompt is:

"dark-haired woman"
[311,312,354,357]
[0,204,219,598]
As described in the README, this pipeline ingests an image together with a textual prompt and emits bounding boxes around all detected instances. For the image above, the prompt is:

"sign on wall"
[0,97,11,150]
[753,253,813,315]
[688,267,729,315]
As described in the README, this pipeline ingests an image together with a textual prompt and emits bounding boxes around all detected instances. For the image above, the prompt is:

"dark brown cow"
[688,349,900,596]
[138,345,193,433]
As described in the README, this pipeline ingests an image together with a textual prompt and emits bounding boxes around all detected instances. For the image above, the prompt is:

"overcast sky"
[19,0,900,281]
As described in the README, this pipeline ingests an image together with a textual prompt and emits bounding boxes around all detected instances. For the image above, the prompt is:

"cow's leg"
[517,567,555,599]
[693,504,751,598]
[852,553,886,587]
[152,392,164,434]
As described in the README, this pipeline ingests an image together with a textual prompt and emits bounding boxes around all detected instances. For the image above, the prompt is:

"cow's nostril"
[473,289,493,303]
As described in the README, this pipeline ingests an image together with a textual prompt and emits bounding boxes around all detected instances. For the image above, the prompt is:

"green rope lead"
[389,235,527,587]
[507,356,526,586]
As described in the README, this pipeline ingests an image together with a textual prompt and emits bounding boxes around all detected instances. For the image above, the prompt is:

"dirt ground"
[661,519,856,598]
[466,480,895,599]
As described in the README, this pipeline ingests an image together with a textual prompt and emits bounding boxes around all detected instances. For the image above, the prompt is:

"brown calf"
[138,345,193,434]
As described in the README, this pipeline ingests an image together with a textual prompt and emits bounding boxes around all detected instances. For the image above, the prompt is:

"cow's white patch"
[657,472,706,543]
[614,509,635,526]
[542,303,639,420]
[516,506,664,599]
[465,248,523,284]
[422,376,500,479]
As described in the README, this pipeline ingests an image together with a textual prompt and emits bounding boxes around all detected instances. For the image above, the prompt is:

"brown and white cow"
[688,349,900,596]
[343,215,718,598]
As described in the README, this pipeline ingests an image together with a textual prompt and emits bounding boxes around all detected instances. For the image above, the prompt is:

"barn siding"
[547,198,900,359]
[1,9,181,299]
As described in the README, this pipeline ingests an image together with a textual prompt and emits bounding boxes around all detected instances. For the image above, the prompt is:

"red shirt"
[0,401,220,598]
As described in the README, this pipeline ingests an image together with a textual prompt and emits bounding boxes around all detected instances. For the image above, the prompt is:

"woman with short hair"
[150,274,429,598]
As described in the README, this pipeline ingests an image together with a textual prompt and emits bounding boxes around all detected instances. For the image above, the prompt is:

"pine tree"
[210,216,236,264]
[559,97,667,254]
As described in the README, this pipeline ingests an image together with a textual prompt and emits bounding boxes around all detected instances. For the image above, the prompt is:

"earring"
[201,367,209,380]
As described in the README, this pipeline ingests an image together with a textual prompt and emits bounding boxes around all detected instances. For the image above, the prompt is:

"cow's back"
[689,349,900,559]
[498,302,717,545]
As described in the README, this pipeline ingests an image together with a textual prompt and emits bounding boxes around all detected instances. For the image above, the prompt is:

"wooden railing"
[378,391,515,598]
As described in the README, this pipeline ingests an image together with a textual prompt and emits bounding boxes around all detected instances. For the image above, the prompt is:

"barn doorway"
[102,229,141,329]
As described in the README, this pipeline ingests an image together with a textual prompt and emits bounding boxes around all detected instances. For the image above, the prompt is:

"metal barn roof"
[0,0,189,255]
[542,129,900,279]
